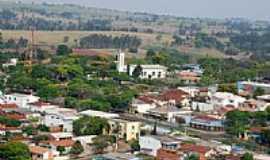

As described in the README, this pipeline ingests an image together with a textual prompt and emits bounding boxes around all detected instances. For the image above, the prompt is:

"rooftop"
[50,132,73,139]
[48,139,75,147]
[239,81,270,88]
[29,146,50,155]
[149,105,181,114]
[80,110,119,119]
[158,89,189,102]
[181,143,211,155]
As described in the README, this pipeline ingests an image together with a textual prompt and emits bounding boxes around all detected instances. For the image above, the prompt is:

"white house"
[211,92,246,108]
[139,136,162,156]
[191,101,214,112]
[139,136,180,157]
[29,146,54,160]
[131,95,157,114]
[43,108,79,132]
[4,93,40,108]
[2,58,18,68]
[116,51,167,79]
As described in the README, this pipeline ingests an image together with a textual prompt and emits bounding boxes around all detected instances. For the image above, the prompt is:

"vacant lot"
[1,30,172,48]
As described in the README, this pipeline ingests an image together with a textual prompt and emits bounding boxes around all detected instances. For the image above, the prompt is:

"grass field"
[1,30,173,48]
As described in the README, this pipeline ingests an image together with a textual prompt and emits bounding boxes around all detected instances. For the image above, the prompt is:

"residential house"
[156,137,182,160]
[237,81,270,96]
[29,146,53,160]
[43,108,79,132]
[147,105,185,123]
[131,95,157,114]
[177,70,201,84]
[108,118,141,141]
[181,143,214,160]
[191,101,214,112]
[157,89,189,107]
[139,135,180,157]
[2,58,18,68]
[4,93,40,108]
[189,115,224,132]
[211,92,246,108]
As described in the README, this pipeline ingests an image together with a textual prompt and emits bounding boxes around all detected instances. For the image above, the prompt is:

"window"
[158,72,162,78]
[152,72,155,76]
[132,126,135,130]
[144,72,147,76]
[14,97,16,101]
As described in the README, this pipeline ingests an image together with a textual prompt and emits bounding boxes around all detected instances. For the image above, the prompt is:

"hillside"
[1,1,270,60]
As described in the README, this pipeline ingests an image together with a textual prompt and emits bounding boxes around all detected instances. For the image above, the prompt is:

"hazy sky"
[20,0,270,20]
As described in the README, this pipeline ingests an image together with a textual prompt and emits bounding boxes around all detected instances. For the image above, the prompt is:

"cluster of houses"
[130,84,270,134]
[0,92,142,160]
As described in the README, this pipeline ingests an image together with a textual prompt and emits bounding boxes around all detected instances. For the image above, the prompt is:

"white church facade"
[116,51,167,79]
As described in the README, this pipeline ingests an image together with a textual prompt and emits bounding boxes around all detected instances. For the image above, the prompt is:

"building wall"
[43,114,73,132]
[4,94,39,108]
[191,102,214,112]
[129,65,167,79]
[139,136,162,156]
[109,120,140,141]
[125,122,140,141]
[132,103,156,114]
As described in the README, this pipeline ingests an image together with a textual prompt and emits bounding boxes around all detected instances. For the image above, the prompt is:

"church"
[116,51,167,79]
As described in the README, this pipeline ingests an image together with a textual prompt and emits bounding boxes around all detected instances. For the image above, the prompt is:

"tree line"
[79,34,142,49]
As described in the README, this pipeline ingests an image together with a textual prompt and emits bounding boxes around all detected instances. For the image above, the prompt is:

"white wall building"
[116,51,167,79]
[211,92,246,108]
[43,108,79,132]
[4,93,40,108]
[131,96,157,114]
[129,64,167,79]
[191,102,214,112]
[139,136,162,156]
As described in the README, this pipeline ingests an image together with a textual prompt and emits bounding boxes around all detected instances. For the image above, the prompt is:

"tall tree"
[132,65,143,78]
[0,142,31,160]
[56,44,72,56]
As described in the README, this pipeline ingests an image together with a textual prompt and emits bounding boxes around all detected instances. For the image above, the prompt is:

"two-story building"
[43,108,79,132]
[4,93,40,108]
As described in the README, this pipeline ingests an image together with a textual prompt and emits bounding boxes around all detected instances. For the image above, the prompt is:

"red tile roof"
[6,113,26,120]
[193,115,218,121]
[181,143,211,155]
[159,89,188,102]
[0,103,18,109]
[29,146,49,155]
[137,96,155,104]
[48,139,75,147]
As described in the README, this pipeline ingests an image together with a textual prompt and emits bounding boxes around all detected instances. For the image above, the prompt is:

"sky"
[18,0,270,20]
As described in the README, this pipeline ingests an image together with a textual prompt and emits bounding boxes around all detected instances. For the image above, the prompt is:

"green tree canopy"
[56,44,72,56]
[0,142,31,160]
[73,116,109,136]
[241,153,254,160]
[225,110,251,136]
[70,141,84,155]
